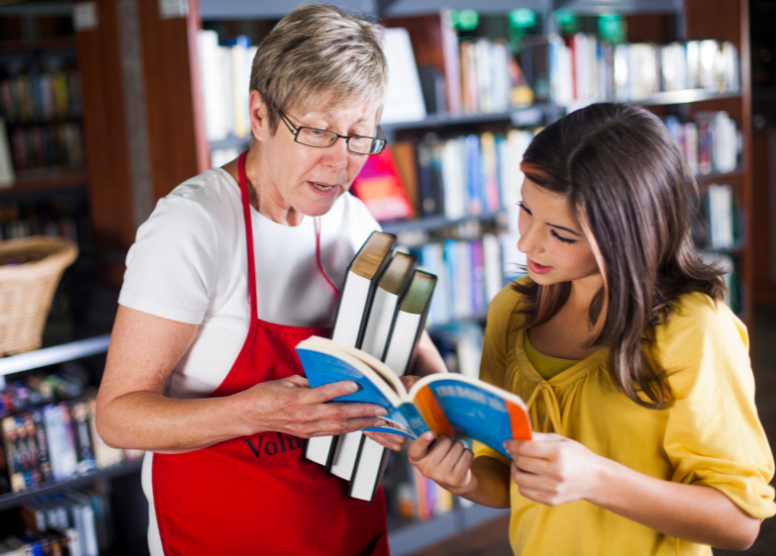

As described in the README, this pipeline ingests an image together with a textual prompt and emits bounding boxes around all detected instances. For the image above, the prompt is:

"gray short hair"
[249,4,387,133]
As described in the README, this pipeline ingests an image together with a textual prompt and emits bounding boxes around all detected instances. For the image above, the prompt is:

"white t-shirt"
[118,168,379,556]
[119,167,380,399]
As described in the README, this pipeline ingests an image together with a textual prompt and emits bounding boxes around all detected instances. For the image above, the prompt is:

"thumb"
[408,431,436,464]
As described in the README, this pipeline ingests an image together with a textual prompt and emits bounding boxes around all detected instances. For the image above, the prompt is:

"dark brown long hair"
[515,102,725,409]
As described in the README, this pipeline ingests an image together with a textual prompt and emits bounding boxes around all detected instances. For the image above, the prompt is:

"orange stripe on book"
[414,385,455,437]
[506,401,532,440]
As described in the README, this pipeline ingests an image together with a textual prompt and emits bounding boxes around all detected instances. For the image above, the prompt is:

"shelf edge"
[0,334,111,377]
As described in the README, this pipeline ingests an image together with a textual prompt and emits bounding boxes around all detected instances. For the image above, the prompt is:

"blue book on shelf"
[466,134,483,216]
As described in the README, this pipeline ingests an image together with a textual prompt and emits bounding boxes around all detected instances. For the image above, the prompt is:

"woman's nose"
[517,223,542,255]
[323,137,349,170]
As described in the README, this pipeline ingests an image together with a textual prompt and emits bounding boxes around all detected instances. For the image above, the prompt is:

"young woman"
[407,102,776,555]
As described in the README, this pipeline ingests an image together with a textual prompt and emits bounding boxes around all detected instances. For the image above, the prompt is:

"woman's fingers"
[303,379,359,403]
[364,431,405,451]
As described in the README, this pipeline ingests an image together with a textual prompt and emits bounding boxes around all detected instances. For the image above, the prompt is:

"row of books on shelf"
[0,366,143,495]
[197,32,257,142]
[530,36,740,106]
[8,122,84,174]
[664,112,740,176]
[694,183,741,251]
[351,129,536,224]
[413,236,504,328]
[0,71,82,125]
[0,199,79,243]
[2,485,111,556]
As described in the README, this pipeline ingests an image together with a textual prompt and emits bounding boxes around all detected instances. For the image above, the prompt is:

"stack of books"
[302,231,437,502]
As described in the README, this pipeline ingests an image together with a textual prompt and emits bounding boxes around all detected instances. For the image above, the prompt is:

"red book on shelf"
[351,146,415,222]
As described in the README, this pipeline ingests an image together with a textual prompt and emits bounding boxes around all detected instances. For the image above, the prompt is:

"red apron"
[151,152,389,555]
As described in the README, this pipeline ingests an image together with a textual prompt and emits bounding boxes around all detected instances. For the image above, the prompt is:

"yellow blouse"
[523,333,579,380]
[473,282,776,556]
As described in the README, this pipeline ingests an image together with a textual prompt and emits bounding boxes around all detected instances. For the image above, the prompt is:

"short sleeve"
[118,196,217,325]
[472,284,524,468]
[658,293,776,519]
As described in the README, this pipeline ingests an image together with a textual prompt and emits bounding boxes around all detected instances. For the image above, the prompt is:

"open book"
[296,336,532,459]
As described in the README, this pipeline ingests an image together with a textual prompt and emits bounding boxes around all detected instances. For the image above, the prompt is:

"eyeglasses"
[276,108,387,155]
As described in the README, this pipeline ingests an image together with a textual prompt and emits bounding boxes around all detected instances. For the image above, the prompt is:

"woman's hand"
[407,432,475,494]
[233,375,387,438]
[504,432,602,506]
[505,432,759,550]
[363,375,421,451]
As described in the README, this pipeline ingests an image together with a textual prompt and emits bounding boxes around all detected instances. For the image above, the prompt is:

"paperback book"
[297,336,532,459]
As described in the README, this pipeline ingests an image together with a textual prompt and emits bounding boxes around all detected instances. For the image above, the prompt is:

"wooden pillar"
[74,0,206,287]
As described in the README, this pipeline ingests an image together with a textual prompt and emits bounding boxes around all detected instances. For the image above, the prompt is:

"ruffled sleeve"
[657,293,776,519]
[472,283,525,468]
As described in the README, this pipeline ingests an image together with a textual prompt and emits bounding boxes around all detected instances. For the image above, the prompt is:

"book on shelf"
[14,484,113,556]
[522,35,740,107]
[197,30,257,144]
[394,463,454,522]
[391,141,421,216]
[414,236,504,328]
[0,119,14,187]
[304,231,397,470]
[384,12,534,117]
[350,146,416,223]
[383,12,461,116]
[411,128,538,223]
[664,112,740,176]
[0,69,83,124]
[693,183,739,251]
[297,335,532,457]
[381,28,427,124]
[0,372,141,496]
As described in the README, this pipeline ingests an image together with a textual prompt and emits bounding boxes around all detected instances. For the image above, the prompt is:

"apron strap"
[238,150,258,322]
[314,217,341,298]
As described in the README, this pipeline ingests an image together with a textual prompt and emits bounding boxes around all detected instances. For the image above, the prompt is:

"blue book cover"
[466,134,482,216]
[297,336,532,459]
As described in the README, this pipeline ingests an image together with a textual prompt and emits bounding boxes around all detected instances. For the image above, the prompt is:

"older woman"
[96,5,445,555]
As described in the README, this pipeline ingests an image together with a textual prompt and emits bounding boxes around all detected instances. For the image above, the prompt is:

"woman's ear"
[249,90,269,142]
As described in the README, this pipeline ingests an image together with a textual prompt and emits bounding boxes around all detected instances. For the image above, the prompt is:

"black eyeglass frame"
[276,107,387,155]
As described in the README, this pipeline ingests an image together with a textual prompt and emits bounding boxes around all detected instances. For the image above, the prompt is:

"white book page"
[380,28,427,124]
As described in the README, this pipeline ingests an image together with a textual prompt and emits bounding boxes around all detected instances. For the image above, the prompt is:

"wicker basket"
[0,236,78,356]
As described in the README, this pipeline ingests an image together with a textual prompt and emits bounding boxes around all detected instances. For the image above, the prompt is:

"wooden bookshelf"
[0,172,88,199]
[0,37,76,52]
